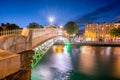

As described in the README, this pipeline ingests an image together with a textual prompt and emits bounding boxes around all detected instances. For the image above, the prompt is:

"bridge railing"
[29,28,46,39]
[0,28,66,53]
[0,29,22,36]
[0,28,66,37]
[31,28,59,48]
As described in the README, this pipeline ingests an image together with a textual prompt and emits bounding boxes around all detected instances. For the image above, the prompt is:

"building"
[77,29,84,41]
[84,22,120,41]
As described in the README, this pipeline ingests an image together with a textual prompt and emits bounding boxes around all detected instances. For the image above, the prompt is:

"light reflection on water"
[31,45,72,80]
[112,47,120,78]
[112,57,120,78]
[31,45,120,80]
[79,46,96,75]
[77,46,120,80]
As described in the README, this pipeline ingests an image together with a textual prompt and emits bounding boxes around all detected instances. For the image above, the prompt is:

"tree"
[0,23,20,30]
[0,27,2,31]
[1,23,5,26]
[64,21,79,35]
[6,23,20,30]
[109,26,120,37]
[27,22,43,28]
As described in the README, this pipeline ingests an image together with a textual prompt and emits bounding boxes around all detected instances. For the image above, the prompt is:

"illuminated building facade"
[84,23,120,41]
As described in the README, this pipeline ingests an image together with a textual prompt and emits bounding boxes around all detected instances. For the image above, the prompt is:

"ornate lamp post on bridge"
[49,16,54,25]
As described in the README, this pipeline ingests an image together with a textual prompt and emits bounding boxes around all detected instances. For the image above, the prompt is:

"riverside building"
[84,22,120,41]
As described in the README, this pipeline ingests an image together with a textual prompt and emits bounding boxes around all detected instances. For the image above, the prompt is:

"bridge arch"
[31,36,69,68]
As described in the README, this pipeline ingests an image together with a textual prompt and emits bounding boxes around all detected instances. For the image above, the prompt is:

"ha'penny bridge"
[0,27,68,80]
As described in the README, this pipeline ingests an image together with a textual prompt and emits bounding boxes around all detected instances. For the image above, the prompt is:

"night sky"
[0,0,120,29]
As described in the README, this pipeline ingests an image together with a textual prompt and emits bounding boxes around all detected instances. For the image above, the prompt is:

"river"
[31,44,120,80]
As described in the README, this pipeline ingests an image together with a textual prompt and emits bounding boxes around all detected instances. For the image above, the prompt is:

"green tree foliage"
[1,23,5,26]
[0,23,20,30]
[109,26,120,37]
[27,22,43,28]
[6,23,20,30]
[0,27,2,31]
[64,21,79,35]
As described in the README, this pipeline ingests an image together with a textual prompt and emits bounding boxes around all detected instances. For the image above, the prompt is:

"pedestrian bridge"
[0,27,67,80]
[0,28,66,53]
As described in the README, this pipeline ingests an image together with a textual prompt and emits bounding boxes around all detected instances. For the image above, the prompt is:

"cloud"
[76,0,120,25]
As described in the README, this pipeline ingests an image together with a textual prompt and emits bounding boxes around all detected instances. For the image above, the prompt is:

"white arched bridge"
[0,28,66,53]
[0,27,68,80]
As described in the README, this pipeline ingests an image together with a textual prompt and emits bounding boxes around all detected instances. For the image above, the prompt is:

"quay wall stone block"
[15,35,26,44]
[26,42,32,50]
[15,43,26,53]
[0,34,31,53]
[2,36,15,50]
[10,46,16,53]
[0,50,20,79]
[0,35,15,50]
[4,50,34,80]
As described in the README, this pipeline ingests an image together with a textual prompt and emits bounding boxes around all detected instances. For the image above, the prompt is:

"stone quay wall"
[1,50,34,80]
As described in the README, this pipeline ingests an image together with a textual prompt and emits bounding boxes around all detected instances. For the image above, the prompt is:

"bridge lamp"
[59,25,63,29]
[49,17,54,24]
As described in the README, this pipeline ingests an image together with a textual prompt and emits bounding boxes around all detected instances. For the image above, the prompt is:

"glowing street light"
[59,25,63,29]
[49,17,54,24]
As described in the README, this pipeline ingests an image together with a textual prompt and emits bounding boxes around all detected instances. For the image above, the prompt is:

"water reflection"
[32,45,120,80]
[79,46,96,75]
[112,57,120,78]
[106,47,112,56]
[31,45,72,80]
[50,46,72,72]
[113,47,120,56]
[77,46,120,79]
[80,46,95,54]
[112,47,120,78]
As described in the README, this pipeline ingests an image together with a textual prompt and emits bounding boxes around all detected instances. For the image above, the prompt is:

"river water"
[31,45,120,80]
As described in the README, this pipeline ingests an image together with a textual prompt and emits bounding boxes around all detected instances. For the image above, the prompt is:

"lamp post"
[49,17,54,25]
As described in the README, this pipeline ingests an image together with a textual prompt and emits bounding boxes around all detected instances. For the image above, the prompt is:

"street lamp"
[59,25,63,29]
[49,17,54,25]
